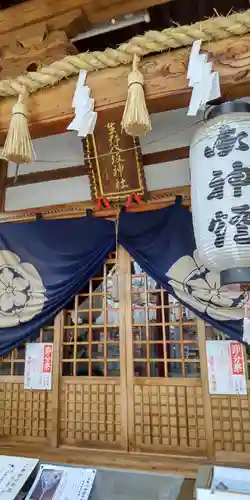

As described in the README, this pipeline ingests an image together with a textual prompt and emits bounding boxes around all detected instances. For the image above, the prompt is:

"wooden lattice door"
[204,324,250,463]
[2,246,250,463]
[122,251,210,457]
[58,249,129,450]
[0,325,54,443]
[0,248,211,455]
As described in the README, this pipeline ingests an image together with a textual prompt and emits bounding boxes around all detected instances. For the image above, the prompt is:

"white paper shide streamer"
[67,70,97,137]
[187,40,221,116]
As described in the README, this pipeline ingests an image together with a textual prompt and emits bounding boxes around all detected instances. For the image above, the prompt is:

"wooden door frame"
[118,245,131,451]
[50,310,64,447]
[55,246,130,451]
[196,318,214,460]
[118,246,135,451]
[121,251,215,458]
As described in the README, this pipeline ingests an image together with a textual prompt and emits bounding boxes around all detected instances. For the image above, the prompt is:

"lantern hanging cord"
[1,9,250,97]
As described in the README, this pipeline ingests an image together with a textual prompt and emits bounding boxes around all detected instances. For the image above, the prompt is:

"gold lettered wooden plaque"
[84,121,147,202]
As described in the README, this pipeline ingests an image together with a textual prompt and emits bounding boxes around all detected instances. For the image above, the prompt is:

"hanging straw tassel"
[121,54,151,137]
[2,88,35,164]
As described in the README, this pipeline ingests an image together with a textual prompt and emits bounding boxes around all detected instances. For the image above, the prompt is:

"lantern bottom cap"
[220,267,250,286]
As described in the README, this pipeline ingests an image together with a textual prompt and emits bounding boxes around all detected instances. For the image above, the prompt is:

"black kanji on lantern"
[229,204,250,245]
[207,170,225,200]
[208,210,228,248]
[228,161,250,197]
[209,205,250,247]
[207,162,250,200]
[204,125,249,158]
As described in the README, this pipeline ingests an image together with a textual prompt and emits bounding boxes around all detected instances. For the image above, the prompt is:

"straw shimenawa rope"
[1,9,250,98]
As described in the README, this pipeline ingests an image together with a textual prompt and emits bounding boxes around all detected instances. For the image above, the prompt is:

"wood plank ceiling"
[63,0,250,52]
[0,0,249,50]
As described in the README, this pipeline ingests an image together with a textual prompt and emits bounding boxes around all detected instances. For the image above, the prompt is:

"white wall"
[144,159,190,191]
[7,132,84,176]
[5,176,91,210]
[140,108,199,153]
[5,108,201,211]
[139,108,201,191]
[6,132,91,210]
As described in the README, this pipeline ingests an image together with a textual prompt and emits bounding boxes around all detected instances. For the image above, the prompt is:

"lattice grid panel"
[211,395,250,452]
[0,324,54,441]
[62,252,120,378]
[131,261,200,378]
[60,382,121,447]
[0,325,54,376]
[0,381,52,440]
[133,384,206,449]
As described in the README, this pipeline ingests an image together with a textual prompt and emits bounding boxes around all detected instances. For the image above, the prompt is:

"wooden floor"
[1,442,250,478]
[0,443,209,477]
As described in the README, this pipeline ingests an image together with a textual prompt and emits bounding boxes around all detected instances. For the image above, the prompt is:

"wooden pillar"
[0,160,8,211]
[197,318,214,460]
[118,246,135,451]
[51,311,64,447]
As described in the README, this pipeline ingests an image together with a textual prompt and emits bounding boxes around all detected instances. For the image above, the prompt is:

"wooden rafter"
[6,164,89,187]
[143,147,189,166]
[0,33,250,141]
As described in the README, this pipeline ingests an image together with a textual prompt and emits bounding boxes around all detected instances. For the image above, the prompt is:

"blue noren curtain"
[0,216,115,355]
[118,204,245,342]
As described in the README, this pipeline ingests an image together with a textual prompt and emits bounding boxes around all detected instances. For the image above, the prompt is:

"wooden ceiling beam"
[0,0,170,39]
[1,185,191,222]
[0,33,250,141]
[6,164,89,187]
[143,147,189,166]
[0,9,89,45]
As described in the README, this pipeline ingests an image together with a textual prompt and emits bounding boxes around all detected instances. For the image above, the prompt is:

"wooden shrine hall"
[1,0,250,478]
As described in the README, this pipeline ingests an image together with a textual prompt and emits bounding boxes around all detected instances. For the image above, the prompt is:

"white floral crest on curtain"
[167,249,247,321]
[0,250,46,327]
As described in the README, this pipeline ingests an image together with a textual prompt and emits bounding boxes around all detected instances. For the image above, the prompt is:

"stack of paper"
[0,456,39,500]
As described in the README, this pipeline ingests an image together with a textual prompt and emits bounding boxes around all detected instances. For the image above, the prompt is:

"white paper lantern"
[190,101,250,286]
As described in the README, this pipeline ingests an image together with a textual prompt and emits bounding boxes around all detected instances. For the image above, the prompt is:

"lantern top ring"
[207,101,250,121]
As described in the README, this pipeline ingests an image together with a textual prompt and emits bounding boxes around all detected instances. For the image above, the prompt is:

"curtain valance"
[0,204,245,355]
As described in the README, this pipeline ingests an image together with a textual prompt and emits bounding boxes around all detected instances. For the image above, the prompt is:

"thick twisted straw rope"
[2,9,250,98]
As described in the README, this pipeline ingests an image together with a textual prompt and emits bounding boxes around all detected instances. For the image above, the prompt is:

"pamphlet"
[0,456,38,500]
[211,466,250,494]
[26,464,96,500]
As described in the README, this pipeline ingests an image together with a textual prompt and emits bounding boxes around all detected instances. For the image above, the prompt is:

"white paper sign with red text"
[24,343,53,390]
[206,340,247,395]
